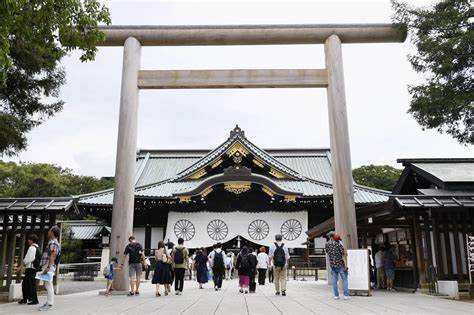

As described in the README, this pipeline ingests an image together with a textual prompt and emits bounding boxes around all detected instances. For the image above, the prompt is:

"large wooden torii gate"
[96,24,406,290]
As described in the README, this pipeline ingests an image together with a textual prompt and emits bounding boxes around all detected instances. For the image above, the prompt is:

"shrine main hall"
[76,126,388,252]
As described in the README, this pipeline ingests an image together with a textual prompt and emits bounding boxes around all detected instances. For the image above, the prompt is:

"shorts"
[385,268,395,280]
[128,263,143,278]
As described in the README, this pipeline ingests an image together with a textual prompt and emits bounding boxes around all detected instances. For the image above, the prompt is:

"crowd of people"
[104,233,290,298]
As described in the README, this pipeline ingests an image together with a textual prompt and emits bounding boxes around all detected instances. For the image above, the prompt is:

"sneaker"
[127,291,135,296]
[39,304,53,311]
[275,291,280,295]
[343,296,350,300]
[282,291,286,296]
[28,301,39,305]
[334,296,340,300]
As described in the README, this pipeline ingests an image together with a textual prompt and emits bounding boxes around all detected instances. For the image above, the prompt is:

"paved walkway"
[2,279,472,314]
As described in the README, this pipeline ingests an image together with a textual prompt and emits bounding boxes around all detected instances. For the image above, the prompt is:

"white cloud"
[8,0,473,177]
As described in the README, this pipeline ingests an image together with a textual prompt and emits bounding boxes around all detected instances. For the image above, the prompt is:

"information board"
[347,249,371,294]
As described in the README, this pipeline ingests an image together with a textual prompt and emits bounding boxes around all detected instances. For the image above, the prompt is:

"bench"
[292,267,319,281]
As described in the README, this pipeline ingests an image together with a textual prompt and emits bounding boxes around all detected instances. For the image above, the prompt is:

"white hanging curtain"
[164,211,308,249]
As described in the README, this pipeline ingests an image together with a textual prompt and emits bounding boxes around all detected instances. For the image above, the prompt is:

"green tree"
[0,160,113,197]
[0,0,111,156]
[392,0,473,144]
[353,165,402,192]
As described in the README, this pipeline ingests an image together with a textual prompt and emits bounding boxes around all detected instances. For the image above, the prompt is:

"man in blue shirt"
[268,234,290,296]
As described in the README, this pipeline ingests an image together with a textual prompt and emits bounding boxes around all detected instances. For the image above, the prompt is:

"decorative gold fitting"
[284,195,297,203]
[224,181,251,194]
[262,186,274,197]
[189,169,206,179]
[179,196,192,203]
[201,187,213,198]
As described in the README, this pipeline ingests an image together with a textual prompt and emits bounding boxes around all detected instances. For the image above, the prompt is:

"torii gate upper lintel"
[97,24,406,291]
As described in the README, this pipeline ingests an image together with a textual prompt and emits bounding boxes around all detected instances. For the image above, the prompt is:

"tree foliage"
[0,0,111,156]
[392,0,473,144]
[0,160,113,197]
[353,165,402,192]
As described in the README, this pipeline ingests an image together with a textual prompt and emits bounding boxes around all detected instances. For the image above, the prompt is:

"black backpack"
[213,252,225,270]
[33,246,42,271]
[240,254,250,269]
[174,248,184,264]
[273,243,286,267]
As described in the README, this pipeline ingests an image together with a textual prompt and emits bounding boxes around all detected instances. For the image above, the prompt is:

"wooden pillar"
[412,214,425,285]
[6,214,18,287]
[431,212,444,278]
[145,225,151,256]
[110,36,141,291]
[0,215,9,287]
[16,214,28,283]
[422,214,433,268]
[324,34,358,249]
[451,212,463,281]
[38,214,46,252]
[442,213,454,279]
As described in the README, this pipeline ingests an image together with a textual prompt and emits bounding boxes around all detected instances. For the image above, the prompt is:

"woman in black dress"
[194,248,208,289]
[152,241,172,296]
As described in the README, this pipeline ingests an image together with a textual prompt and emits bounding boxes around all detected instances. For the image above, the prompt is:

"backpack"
[103,263,112,277]
[240,254,250,269]
[213,252,225,270]
[273,243,286,267]
[54,248,61,266]
[33,246,42,271]
[173,248,184,264]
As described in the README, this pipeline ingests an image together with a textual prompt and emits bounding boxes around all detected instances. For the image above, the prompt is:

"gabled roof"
[78,127,389,206]
[394,158,474,192]
[173,125,303,181]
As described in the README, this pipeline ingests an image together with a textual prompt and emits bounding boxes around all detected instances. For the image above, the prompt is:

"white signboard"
[347,249,371,293]
[165,211,308,248]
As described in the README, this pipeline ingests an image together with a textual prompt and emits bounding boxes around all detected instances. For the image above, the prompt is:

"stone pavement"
[1,279,473,315]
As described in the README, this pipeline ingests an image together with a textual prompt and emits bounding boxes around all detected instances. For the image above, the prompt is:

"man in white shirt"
[256,247,269,285]
[19,234,39,305]
[374,247,385,289]
[269,234,290,296]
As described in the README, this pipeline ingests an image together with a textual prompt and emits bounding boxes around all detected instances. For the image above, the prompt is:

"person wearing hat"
[325,232,349,300]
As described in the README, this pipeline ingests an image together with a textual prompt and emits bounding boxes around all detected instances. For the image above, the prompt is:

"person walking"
[268,258,274,283]
[144,256,151,281]
[38,226,61,311]
[256,247,269,285]
[236,247,251,294]
[18,234,40,305]
[384,246,396,291]
[152,241,172,296]
[194,248,208,289]
[325,232,349,300]
[171,238,189,295]
[269,234,289,296]
[374,247,385,289]
[122,236,144,296]
[209,242,226,291]
[248,248,258,293]
[224,253,233,280]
